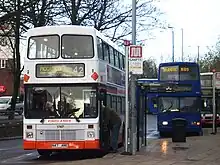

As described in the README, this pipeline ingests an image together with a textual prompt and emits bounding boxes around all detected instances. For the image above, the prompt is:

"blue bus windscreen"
[159,65,199,81]
[158,97,200,113]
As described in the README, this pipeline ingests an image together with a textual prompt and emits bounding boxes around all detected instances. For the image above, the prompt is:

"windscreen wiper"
[72,113,80,122]
[40,117,45,123]
[69,108,80,122]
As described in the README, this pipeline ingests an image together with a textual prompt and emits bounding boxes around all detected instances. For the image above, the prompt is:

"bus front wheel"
[37,149,52,157]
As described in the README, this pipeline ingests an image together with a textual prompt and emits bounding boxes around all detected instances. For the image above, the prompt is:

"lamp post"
[181,28,184,62]
[168,26,174,62]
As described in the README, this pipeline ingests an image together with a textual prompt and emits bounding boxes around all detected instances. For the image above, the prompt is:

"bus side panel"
[157,112,202,133]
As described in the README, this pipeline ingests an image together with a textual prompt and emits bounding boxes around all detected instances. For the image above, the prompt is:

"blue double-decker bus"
[137,78,159,114]
[157,62,202,136]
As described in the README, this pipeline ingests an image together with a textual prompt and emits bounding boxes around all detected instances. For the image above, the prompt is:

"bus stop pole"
[130,73,137,155]
[212,72,216,134]
[125,45,130,152]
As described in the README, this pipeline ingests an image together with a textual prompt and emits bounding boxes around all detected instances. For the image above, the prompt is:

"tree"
[0,0,62,119]
[199,45,220,72]
[60,0,164,41]
[142,58,158,78]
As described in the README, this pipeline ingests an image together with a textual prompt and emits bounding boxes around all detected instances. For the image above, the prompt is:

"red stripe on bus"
[23,139,100,150]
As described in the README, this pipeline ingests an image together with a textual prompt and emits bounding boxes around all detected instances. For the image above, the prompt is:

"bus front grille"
[36,130,84,141]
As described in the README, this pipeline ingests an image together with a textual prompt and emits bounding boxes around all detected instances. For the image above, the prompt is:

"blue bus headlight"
[162,121,168,125]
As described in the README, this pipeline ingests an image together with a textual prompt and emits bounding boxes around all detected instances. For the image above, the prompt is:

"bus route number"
[180,67,189,72]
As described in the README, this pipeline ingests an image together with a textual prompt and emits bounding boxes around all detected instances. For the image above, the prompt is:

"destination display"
[161,66,193,73]
[161,66,178,72]
[36,63,85,78]
[160,65,198,81]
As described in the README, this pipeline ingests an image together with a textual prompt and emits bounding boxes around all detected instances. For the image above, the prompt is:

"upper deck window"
[61,35,94,59]
[160,65,199,81]
[28,35,59,59]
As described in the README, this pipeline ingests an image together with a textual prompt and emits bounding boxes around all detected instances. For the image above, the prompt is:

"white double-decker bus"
[23,25,126,156]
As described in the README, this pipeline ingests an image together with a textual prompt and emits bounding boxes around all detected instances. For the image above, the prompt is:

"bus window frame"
[61,34,95,59]
[27,34,60,60]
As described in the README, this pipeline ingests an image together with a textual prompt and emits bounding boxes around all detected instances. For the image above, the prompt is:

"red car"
[201,110,220,126]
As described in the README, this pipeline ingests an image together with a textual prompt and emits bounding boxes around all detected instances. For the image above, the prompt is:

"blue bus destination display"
[36,63,85,78]
[160,65,198,81]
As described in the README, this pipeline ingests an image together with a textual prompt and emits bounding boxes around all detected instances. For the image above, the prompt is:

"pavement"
[0,129,218,165]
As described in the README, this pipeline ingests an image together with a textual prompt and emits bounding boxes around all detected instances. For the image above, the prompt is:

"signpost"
[129,45,143,155]
[122,41,143,155]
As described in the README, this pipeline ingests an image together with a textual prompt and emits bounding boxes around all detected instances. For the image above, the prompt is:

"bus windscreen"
[160,65,199,81]
[24,85,98,119]
[158,97,200,113]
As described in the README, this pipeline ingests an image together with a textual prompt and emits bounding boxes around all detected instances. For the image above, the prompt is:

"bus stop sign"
[129,45,143,75]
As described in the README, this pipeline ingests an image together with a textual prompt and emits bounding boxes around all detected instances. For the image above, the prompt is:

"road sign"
[129,45,143,75]
[215,72,220,89]
[0,85,6,93]
[124,40,131,46]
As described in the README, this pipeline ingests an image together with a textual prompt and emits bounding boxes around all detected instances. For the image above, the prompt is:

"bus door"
[98,88,110,150]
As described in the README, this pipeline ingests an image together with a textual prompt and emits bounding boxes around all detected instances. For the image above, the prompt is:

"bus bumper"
[158,126,202,134]
[23,139,100,150]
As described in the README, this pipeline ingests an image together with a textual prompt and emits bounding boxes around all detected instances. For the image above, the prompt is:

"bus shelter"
[136,79,160,150]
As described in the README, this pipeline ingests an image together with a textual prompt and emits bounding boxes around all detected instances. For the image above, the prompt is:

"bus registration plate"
[52,144,68,148]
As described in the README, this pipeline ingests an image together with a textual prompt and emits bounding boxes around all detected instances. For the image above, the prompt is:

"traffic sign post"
[122,40,131,155]
[122,43,143,156]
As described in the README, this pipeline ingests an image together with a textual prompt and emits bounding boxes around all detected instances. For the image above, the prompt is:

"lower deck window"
[25,85,97,119]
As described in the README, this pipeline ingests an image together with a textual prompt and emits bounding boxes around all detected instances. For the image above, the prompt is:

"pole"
[172,29,175,62]
[212,72,216,134]
[181,28,184,62]
[130,73,137,155]
[125,45,129,152]
[131,0,137,155]
[132,0,136,45]
[197,46,200,63]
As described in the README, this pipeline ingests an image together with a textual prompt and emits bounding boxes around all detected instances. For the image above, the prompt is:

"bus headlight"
[162,121,168,125]
[87,131,95,138]
[26,132,33,138]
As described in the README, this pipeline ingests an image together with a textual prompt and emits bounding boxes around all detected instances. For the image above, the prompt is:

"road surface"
[0,114,158,165]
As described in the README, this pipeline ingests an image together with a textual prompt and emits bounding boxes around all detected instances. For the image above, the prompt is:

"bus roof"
[138,78,158,81]
[159,62,198,66]
[137,78,158,84]
[200,72,213,76]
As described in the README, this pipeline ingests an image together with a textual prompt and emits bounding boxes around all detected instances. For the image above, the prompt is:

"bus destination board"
[36,63,85,78]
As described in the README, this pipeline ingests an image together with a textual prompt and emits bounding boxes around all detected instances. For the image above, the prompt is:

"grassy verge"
[0,120,22,138]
